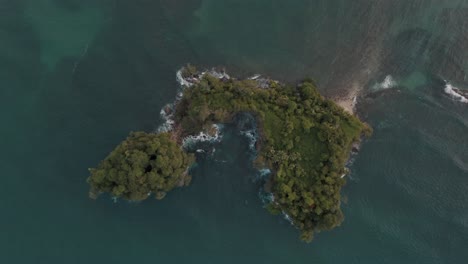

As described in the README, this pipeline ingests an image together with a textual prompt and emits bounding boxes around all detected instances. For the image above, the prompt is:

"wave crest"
[372,75,398,91]
[444,82,468,104]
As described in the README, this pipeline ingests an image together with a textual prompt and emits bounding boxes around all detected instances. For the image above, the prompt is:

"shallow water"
[2,0,468,263]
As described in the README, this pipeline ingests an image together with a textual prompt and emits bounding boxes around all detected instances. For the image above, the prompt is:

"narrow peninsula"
[88,65,371,242]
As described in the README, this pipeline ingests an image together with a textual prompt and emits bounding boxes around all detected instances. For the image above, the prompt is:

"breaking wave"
[372,75,398,91]
[158,67,234,134]
[158,106,175,133]
[444,82,468,104]
[182,124,224,149]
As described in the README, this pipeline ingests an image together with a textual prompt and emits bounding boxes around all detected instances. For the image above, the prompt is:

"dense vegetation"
[88,67,370,242]
[88,132,195,201]
[174,72,371,242]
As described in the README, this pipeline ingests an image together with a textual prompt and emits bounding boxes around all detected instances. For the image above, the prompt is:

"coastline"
[334,83,359,114]
[88,64,370,242]
[154,65,370,241]
[164,65,369,175]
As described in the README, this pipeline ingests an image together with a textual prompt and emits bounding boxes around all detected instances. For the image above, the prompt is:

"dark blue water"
[2,0,468,263]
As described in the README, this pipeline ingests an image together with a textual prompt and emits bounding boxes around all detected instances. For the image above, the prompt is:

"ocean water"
[2,0,468,263]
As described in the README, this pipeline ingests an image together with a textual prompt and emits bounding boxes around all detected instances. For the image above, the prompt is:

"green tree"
[88,132,195,201]
[89,65,371,243]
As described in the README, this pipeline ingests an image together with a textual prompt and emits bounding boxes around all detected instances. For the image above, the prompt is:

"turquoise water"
[2,0,468,263]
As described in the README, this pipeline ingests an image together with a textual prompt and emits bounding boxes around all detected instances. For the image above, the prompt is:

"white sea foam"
[176,67,231,88]
[382,75,397,89]
[207,70,230,80]
[249,74,261,80]
[240,128,258,152]
[176,69,193,87]
[157,105,175,132]
[253,168,271,182]
[372,75,397,91]
[182,124,224,149]
[258,168,271,177]
[444,83,468,104]
[283,212,294,225]
[160,67,233,133]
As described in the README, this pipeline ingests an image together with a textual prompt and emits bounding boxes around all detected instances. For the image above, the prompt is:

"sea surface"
[2,0,468,263]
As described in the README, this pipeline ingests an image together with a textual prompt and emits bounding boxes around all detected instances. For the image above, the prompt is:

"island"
[88,65,372,242]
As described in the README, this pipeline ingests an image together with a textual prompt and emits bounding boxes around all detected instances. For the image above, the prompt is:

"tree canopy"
[88,132,195,201]
[173,71,371,242]
[88,67,371,242]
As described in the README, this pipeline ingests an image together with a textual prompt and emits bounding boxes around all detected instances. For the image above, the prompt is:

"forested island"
[88,65,371,242]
